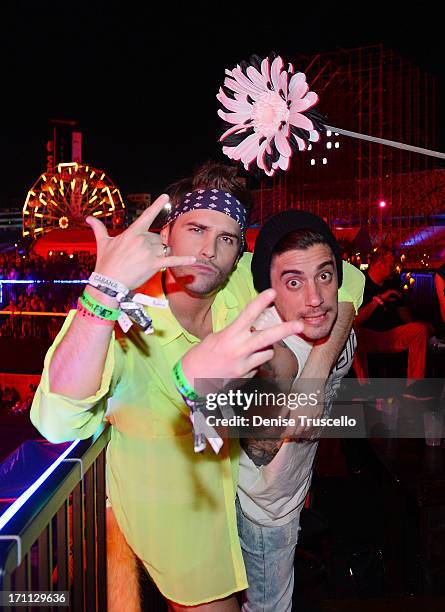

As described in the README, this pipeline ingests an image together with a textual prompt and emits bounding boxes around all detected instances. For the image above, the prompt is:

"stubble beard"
[171,264,228,296]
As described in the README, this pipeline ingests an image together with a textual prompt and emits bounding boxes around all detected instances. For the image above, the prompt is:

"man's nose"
[200,235,217,259]
[305,281,324,307]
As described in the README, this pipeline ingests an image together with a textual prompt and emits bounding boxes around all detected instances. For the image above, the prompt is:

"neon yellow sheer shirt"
[30,253,364,605]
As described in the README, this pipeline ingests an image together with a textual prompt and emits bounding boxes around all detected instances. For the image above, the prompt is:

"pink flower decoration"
[217,53,324,177]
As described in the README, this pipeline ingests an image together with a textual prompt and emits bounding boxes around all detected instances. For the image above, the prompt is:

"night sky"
[2,1,444,207]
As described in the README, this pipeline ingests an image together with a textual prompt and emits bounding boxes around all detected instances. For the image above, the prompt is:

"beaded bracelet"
[172,359,201,402]
[79,289,121,321]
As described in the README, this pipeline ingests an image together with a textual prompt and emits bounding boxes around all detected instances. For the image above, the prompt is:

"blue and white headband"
[164,188,248,250]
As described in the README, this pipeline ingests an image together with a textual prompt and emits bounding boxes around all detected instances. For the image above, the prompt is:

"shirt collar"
[141,272,241,346]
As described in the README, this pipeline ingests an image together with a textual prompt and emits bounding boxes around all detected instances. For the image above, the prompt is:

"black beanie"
[251,210,343,292]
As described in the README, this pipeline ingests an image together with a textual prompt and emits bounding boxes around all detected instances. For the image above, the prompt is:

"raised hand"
[181,289,303,384]
[86,194,195,291]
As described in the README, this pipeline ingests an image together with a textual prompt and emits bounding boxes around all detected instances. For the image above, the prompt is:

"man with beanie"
[31,158,363,610]
[236,210,362,612]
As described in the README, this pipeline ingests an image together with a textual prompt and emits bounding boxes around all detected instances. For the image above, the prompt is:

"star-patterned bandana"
[163,188,247,251]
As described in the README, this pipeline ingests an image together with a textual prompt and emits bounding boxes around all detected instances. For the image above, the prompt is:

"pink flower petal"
[289,83,309,104]
[256,138,270,171]
[279,70,289,97]
[232,67,263,95]
[292,133,307,151]
[246,65,268,89]
[217,108,253,125]
[226,132,262,164]
[291,91,319,112]
[272,154,291,172]
[240,133,263,166]
[217,88,252,114]
[261,57,271,84]
[222,145,236,160]
[271,56,284,91]
[274,128,292,158]
[219,124,246,142]
[288,111,314,131]
[224,76,262,100]
[289,73,308,97]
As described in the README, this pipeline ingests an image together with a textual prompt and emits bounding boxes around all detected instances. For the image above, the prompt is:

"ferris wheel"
[22,162,126,239]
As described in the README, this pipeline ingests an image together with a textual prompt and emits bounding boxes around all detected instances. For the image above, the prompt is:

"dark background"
[1,0,444,204]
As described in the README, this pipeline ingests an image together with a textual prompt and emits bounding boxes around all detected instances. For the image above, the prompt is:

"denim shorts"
[236,497,300,612]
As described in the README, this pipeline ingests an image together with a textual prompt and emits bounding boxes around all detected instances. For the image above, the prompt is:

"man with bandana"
[31,163,364,611]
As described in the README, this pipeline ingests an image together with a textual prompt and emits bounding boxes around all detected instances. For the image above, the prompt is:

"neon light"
[89,195,98,204]
[106,187,115,211]
[0,440,80,532]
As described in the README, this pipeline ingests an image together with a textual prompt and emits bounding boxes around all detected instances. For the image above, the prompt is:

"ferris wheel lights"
[23,162,125,239]
[23,231,30,236]
[59,216,69,229]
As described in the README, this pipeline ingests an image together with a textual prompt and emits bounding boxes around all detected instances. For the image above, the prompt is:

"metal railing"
[0,424,110,611]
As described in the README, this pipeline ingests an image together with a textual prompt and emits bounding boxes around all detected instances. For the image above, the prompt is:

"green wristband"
[80,290,121,321]
[173,359,201,401]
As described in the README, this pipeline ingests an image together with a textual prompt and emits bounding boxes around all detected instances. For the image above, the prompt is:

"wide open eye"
[318,271,333,283]
[286,278,301,290]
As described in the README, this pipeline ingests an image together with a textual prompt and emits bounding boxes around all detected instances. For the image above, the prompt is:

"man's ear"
[160,225,170,244]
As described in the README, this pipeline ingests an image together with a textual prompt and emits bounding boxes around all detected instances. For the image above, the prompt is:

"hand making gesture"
[86,194,195,290]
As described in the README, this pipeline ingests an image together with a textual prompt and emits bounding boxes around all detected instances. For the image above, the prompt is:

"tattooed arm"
[241,341,298,465]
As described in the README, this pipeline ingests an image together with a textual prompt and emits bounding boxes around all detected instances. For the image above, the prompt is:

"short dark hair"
[166,161,253,216]
[272,229,332,259]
